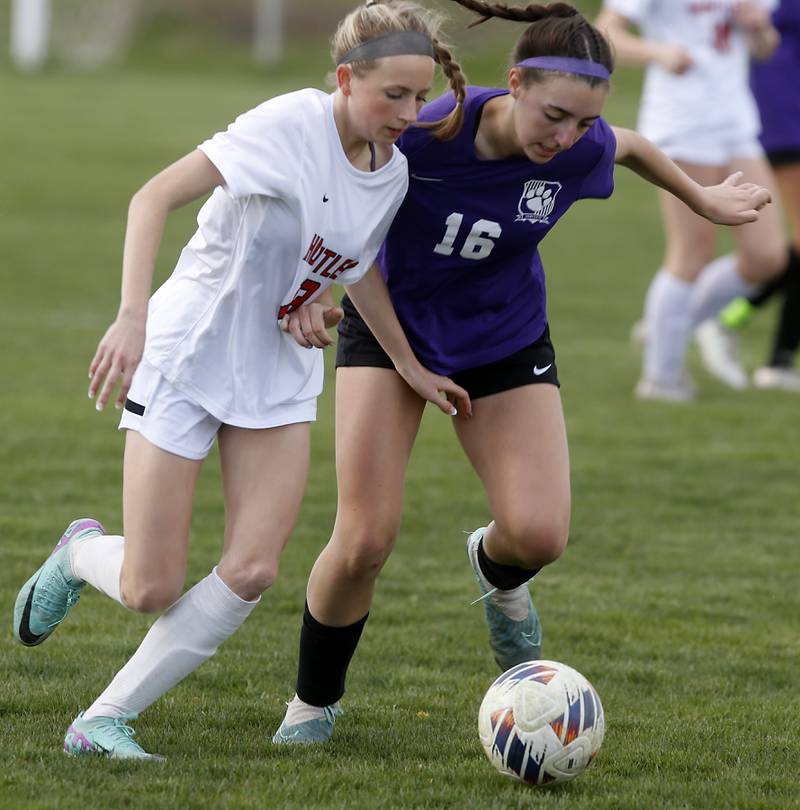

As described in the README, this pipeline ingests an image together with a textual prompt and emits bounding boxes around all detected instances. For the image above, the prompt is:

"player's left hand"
[280,302,344,349]
[697,171,772,225]
[732,2,771,31]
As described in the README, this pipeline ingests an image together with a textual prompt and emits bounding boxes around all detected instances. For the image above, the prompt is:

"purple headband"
[516,56,611,81]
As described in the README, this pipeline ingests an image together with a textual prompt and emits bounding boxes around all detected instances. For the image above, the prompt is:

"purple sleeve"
[578,118,616,200]
[395,91,459,160]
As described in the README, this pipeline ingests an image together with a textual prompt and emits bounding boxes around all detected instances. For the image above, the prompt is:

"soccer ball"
[478,660,604,786]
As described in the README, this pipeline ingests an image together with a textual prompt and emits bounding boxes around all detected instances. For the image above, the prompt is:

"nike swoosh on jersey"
[410,174,444,182]
[533,364,552,376]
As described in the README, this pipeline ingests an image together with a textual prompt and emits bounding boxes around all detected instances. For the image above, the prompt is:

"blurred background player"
[598,0,785,401]
[273,0,771,745]
[713,0,800,391]
[11,0,470,760]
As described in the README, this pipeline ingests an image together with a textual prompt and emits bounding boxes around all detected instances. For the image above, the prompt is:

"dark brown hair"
[448,1,613,87]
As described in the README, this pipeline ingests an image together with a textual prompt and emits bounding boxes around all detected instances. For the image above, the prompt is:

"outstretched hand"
[88,312,146,411]
[279,302,345,349]
[698,171,772,225]
[397,363,472,418]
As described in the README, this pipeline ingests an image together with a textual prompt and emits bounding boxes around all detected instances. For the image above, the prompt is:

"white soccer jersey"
[604,0,778,143]
[143,89,408,428]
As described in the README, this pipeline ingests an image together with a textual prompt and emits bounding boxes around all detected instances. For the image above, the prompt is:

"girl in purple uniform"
[722,1,800,390]
[273,0,771,744]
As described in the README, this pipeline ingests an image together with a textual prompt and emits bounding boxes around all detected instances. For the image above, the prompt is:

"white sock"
[282,694,329,725]
[70,534,125,605]
[642,270,693,385]
[639,266,667,341]
[689,254,756,329]
[83,567,259,720]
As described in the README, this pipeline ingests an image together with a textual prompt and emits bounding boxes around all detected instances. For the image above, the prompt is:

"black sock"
[477,537,540,591]
[748,268,787,308]
[295,602,368,707]
[769,248,800,367]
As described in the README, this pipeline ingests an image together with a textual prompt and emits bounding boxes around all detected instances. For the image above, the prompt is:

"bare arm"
[612,126,771,224]
[344,266,472,417]
[89,149,224,410]
[733,2,780,60]
[596,8,693,73]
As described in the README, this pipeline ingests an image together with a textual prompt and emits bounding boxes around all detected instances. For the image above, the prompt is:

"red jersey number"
[713,21,732,53]
[278,279,321,319]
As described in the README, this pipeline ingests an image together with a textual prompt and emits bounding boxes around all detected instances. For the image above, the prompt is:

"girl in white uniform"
[12,0,471,760]
[597,0,786,399]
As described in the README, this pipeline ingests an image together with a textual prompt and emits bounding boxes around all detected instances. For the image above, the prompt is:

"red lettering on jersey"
[303,234,325,266]
[283,235,359,318]
[713,20,732,52]
[278,279,321,319]
[316,248,342,277]
[328,258,359,281]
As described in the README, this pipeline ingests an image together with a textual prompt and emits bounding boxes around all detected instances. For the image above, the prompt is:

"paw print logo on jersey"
[516,180,562,224]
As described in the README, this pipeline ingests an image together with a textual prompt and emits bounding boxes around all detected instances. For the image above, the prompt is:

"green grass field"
[2,21,800,810]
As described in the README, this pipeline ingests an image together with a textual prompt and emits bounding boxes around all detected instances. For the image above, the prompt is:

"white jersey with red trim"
[604,0,778,143]
[143,89,407,427]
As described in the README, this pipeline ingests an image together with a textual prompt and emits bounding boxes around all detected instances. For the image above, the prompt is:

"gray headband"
[337,31,435,65]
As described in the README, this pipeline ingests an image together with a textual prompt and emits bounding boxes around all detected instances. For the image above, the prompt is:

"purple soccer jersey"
[751,2,800,153]
[377,86,616,375]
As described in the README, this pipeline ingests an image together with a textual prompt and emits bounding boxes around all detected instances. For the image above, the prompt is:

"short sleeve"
[578,119,616,201]
[337,176,409,286]
[602,0,651,25]
[198,91,310,200]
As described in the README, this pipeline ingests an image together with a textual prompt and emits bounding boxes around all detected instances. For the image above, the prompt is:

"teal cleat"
[64,712,165,761]
[272,703,343,745]
[466,528,543,671]
[13,518,104,647]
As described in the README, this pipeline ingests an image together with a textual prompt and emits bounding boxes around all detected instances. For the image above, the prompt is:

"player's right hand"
[397,363,472,418]
[88,311,146,411]
[657,44,693,74]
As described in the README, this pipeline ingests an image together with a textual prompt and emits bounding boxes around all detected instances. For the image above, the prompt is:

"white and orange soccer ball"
[478,660,604,786]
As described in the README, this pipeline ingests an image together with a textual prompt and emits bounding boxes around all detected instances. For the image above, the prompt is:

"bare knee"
[739,246,788,284]
[120,577,183,614]
[332,519,398,581]
[217,556,278,602]
[494,513,569,569]
[665,244,716,282]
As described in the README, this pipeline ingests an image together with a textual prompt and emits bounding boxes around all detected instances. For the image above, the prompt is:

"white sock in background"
[689,253,756,328]
[70,534,126,605]
[642,270,693,385]
[83,567,259,720]
[638,266,667,342]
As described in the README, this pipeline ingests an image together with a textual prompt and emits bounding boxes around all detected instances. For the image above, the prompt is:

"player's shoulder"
[553,117,615,176]
[244,88,328,128]
[564,116,615,160]
[416,85,506,124]
[585,116,615,146]
[399,86,503,158]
